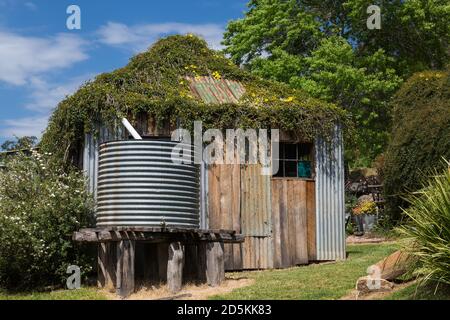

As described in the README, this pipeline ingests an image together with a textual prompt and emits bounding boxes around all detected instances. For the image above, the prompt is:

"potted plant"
[352,198,378,233]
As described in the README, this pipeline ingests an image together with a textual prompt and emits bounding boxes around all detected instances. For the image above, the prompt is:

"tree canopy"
[1,136,37,152]
[223,0,450,165]
[384,67,450,220]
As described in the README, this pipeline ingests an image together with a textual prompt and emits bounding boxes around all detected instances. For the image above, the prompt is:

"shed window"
[273,142,314,178]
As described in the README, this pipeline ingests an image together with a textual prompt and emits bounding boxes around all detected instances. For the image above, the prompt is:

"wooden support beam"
[73,229,244,244]
[205,242,225,287]
[98,242,117,291]
[116,240,135,298]
[167,242,184,293]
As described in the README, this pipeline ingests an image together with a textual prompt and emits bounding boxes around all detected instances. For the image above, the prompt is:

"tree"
[384,68,450,221]
[223,0,450,165]
[1,136,38,151]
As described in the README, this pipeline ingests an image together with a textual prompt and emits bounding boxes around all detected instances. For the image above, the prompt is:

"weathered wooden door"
[271,179,316,268]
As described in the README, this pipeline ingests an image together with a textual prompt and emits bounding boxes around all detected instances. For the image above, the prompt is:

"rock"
[357,194,374,204]
[375,250,414,281]
[356,276,394,295]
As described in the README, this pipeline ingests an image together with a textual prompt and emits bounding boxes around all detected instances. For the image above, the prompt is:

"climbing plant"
[40,35,349,163]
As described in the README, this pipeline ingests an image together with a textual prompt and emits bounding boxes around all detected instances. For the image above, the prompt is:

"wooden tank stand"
[73,227,244,298]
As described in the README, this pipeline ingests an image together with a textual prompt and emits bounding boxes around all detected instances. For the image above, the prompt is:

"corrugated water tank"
[96,140,200,228]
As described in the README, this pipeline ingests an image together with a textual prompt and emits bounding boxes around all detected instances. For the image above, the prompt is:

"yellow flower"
[281,96,294,102]
[212,71,222,80]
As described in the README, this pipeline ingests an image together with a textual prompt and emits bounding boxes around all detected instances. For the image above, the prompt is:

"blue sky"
[0,0,248,145]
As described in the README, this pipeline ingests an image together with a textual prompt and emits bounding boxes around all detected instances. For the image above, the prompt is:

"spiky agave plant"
[397,162,450,285]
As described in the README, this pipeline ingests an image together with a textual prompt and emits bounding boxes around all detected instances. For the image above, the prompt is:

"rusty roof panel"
[187,76,246,104]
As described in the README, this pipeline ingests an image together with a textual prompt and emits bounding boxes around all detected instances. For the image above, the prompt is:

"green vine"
[40,34,349,162]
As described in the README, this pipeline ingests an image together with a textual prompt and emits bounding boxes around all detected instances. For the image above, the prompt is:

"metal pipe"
[121,118,142,140]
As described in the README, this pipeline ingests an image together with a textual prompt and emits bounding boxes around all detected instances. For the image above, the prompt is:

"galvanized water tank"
[96,140,200,228]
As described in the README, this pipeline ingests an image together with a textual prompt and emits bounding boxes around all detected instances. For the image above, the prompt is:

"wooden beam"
[97,242,117,291]
[116,240,135,298]
[167,242,184,293]
[73,229,244,244]
[205,242,225,287]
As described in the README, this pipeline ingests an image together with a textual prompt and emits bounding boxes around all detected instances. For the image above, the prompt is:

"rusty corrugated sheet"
[187,76,246,104]
[314,126,346,261]
[240,164,273,269]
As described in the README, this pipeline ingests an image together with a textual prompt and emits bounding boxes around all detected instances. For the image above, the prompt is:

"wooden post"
[167,242,184,293]
[98,242,117,291]
[199,241,225,287]
[116,240,135,298]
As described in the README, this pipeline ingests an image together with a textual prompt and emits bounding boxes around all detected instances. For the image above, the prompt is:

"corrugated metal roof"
[187,76,246,104]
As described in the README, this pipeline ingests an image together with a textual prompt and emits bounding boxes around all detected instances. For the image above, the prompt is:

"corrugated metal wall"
[83,125,127,198]
[314,127,346,261]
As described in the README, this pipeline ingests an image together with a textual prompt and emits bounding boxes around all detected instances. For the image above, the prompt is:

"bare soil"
[102,278,254,300]
[340,281,415,300]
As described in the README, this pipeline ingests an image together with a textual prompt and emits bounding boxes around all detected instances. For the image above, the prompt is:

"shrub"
[384,68,450,220]
[0,151,95,290]
[397,165,450,285]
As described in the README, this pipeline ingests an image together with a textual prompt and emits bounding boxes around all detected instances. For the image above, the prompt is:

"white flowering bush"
[0,151,95,290]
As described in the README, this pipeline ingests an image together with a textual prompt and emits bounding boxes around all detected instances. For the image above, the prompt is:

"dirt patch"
[346,234,387,244]
[102,278,254,300]
[340,281,415,300]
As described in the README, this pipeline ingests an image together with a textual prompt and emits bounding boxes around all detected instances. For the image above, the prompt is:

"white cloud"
[1,74,93,139]
[25,74,93,113]
[97,22,225,52]
[0,115,48,138]
[24,2,37,11]
[0,30,88,85]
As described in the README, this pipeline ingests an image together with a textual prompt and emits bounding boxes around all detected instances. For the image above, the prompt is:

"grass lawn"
[0,243,400,300]
[212,242,399,300]
[385,282,450,300]
[0,287,108,300]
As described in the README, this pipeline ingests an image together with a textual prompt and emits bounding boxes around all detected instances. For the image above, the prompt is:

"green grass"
[0,243,401,300]
[0,287,108,300]
[212,243,399,300]
[385,282,450,300]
